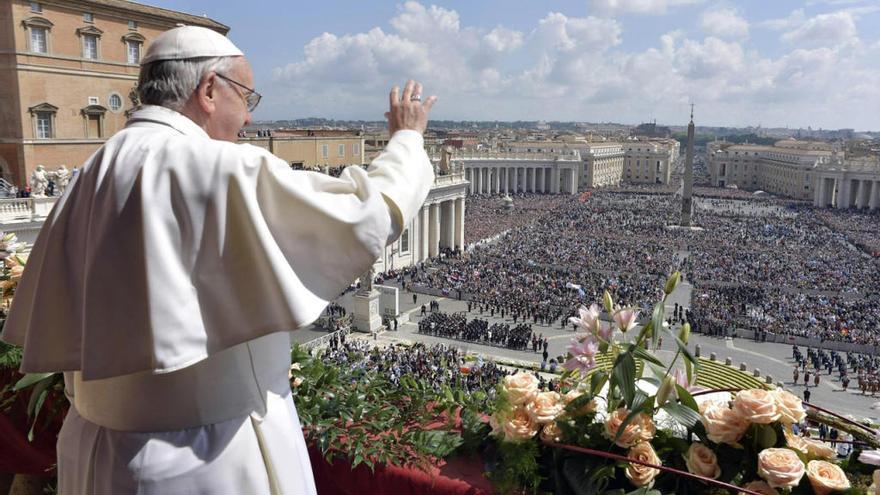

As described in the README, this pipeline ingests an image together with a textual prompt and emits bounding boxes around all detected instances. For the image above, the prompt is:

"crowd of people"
[463,193,568,246]
[417,312,538,352]
[409,190,880,348]
[319,340,511,394]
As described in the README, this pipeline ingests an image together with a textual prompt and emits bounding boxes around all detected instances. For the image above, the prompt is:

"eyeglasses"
[215,73,262,112]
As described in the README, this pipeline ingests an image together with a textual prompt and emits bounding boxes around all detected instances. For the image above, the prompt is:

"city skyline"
[145,0,880,131]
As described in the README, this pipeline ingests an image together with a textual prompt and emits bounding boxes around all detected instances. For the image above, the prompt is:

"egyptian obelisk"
[680,105,695,226]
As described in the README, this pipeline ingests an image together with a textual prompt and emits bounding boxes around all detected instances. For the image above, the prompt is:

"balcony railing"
[0,197,58,223]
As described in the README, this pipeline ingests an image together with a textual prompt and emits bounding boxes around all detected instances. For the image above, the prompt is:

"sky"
[144,0,880,130]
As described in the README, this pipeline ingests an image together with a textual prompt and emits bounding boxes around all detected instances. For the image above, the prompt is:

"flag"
[565,282,582,290]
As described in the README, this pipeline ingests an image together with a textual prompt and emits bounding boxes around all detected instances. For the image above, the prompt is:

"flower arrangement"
[486,272,878,494]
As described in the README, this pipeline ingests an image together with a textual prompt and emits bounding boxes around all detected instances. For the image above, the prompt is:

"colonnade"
[417,196,465,261]
[464,165,578,195]
[814,177,880,210]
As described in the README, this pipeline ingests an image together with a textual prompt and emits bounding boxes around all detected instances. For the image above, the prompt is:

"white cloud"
[700,7,749,39]
[533,13,622,52]
[267,1,880,129]
[483,26,524,53]
[589,0,704,16]
[781,11,858,47]
[760,9,806,31]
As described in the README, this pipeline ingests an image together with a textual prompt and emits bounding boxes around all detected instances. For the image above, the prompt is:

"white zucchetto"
[142,25,243,64]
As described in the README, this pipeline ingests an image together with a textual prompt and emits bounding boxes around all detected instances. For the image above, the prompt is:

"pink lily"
[563,339,599,374]
[612,308,639,333]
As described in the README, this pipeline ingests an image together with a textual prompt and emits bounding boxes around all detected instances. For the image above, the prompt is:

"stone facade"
[0,0,228,187]
[707,140,833,200]
[240,135,366,169]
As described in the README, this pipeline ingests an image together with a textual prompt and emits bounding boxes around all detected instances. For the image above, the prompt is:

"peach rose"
[806,460,850,495]
[684,442,721,480]
[742,480,780,495]
[772,389,807,425]
[292,376,304,388]
[700,401,749,445]
[540,422,563,443]
[562,389,597,417]
[783,428,810,455]
[503,372,539,406]
[757,448,805,489]
[803,438,837,460]
[526,391,564,424]
[733,389,781,424]
[604,408,656,448]
[868,469,880,495]
[625,442,661,487]
[500,407,539,443]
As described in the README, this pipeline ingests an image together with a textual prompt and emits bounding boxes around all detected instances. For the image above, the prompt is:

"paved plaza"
[293,279,880,421]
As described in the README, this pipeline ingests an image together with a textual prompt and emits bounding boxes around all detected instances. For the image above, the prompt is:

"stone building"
[0,0,228,187]
[813,157,880,210]
[707,140,833,200]
[240,132,365,169]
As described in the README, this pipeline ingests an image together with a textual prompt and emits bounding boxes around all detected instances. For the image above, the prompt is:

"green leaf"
[631,345,664,368]
[757,424,777,449]
[13,372,55,391]
[650,302,665,350]
[664,326,699,370]
[661,402,701,428]
[27,388,48,442]
[613,353,636,408]
[675,384,699,413]
[590,371,608,396]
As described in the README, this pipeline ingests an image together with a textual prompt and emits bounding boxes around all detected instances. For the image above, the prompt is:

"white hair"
[137,56,239,112]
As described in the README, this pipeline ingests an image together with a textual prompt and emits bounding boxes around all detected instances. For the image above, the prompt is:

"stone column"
[454,196,465,250]
[570,169,577,193]
[551,168,559,194]
[537,168,544,193]
[429,203,440,257]
[870,181,879,211]
[513,167,519,193]
[854,180,865,209]
[814,176,824,207]
[502,167,508,194]
[494,167,500,194]
[420,205,430,261]
[441,200,455,248]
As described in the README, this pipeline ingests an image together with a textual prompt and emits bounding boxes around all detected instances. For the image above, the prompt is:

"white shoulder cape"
[1,106,434,379]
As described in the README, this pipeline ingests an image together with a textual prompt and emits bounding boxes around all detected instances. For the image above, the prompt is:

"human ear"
[197,72,218,114]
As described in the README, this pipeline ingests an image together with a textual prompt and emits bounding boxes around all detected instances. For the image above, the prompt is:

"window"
[108,93,123,112]
[30,2,41,13]
[338,144,345,157]
[30,26,47,53]
[29,102,57,138]
[36,113,52,138]
[122,32,145,64]
[83,12,94,23]
[81,104,106,138]
[88,96,99,105]
[321,144,328,158]
[128,20,138,31]
[400,228,409,253]
[83,34,98,59]
[127,40,140,63]
[352,143,360,156]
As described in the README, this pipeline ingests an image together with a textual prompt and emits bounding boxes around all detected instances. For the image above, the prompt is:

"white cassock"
[1,105,434,494]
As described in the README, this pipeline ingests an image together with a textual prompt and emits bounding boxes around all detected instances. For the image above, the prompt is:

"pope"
[1,26,437,494]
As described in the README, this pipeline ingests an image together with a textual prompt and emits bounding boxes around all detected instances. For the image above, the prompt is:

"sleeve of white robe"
[1,126,434,379]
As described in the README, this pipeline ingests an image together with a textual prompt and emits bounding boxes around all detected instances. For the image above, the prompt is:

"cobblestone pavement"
[295,281,879,421]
